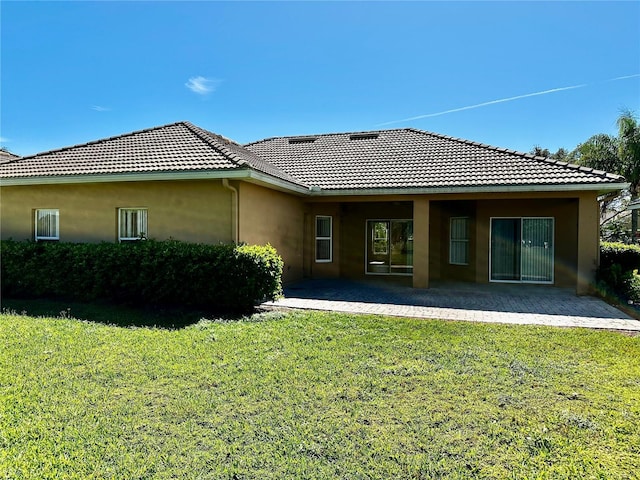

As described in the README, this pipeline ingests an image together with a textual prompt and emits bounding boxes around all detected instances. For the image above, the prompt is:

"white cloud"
[0,136,8,143]
[91,105,111,112]
[185,76,221,95]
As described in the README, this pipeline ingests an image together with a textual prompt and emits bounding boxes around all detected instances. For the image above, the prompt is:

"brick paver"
[263,279,640,332]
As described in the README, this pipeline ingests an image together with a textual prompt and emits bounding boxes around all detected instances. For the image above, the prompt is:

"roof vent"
[349,133,379,141]
[288,137,317,144]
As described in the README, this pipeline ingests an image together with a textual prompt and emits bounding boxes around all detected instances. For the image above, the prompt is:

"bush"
[0,239,283,312]
[597,242,640,305]
[599,242,640,271]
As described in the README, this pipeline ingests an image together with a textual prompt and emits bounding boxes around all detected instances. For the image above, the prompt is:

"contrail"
[607,73,640,82]
[377,74,640,126]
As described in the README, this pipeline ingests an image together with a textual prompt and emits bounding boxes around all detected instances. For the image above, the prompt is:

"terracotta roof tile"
[1,123,625,193]
[245,128,624,190]
[0,121,301,185]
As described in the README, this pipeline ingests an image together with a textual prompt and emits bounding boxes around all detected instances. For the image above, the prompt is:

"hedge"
[599,242,640,272]
[0,240,283,311]
[596,242,640,306]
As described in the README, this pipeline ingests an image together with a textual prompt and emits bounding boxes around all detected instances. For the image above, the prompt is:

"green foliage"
[1,311,638,479]
[529,145,573,162]
[573,133,620,174]
[597,242,640,304]
[0,239,283,311]
[599,241,640,271]
[617,110,640,189]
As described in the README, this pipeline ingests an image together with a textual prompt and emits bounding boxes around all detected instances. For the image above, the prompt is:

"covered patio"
[264,279,640,331]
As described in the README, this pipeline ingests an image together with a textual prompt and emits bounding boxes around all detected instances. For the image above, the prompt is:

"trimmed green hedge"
[599,242,640,272]
[0,240,283,311]
[597,242,640,306]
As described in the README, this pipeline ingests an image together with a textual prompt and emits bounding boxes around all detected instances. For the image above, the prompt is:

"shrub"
[599,242,640,271]
[597,242,640,305]
[0,239,283,312]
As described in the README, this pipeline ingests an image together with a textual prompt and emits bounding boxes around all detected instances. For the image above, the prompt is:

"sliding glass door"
[490,218,554,283]
[366,220,413,275]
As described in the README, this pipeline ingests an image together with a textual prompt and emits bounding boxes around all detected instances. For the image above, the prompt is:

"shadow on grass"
[1,297,249,329]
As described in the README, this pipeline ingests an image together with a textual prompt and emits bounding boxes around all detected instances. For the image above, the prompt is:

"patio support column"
[576,193,599,295]
[413,198,430,289]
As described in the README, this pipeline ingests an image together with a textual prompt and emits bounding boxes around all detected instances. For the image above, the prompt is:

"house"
[0,121,627,294]
[0,150,20,163]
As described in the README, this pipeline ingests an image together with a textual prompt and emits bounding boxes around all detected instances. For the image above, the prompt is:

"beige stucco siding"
[473,198,579,288]
[307,191,600,293]
[0,180,233,244]
[237,182,305,283]
[338,202,413,279]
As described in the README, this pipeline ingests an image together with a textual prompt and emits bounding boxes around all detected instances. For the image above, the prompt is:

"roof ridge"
[183,122,309,187]
[244,127,413,147]
[405,127,625,182]
[181,122,249,167]
[10,121,188,163]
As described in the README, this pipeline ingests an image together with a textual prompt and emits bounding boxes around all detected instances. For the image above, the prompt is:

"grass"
[0,305,639,479]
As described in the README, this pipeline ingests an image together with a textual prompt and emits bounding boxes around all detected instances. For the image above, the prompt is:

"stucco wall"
[308,192,596,292]
[301,203,342,278]
[428,197,580,288]
[237,182,305,283]
[0,180,233,244]
[338,202,413,279]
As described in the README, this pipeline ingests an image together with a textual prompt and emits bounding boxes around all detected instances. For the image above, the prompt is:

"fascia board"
[0,170,248,186]
[0,169,309,195]
[1,171,628,198]
[306,183,630,197]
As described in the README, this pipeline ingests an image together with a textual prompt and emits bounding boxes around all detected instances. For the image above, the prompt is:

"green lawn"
[1,307,639,479]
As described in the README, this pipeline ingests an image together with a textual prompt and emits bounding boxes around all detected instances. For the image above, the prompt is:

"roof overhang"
[1,171,628,198]
[306,182,630,197]
[0,169,311,195]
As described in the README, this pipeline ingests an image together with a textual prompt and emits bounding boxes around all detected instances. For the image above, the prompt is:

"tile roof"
[0,121,299,185]
[245,128,625,191]
[0,150,20,163]
[0,122,625,194]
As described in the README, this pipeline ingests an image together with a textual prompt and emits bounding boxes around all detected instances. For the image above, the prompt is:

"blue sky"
[1,1,639,157]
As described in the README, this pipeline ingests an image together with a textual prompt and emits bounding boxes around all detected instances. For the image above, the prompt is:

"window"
[315,216,332,262]
[366,220,413,275]
[372,221,389,255]
[490,217,554,283]
[118,208,148,241]
[35,209,59,241]
[450,217,469,265]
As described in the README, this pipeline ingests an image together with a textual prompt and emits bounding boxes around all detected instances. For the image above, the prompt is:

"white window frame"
[34,209,60,241]
[315,215,332,263]
[372,221,389,255]
[118,208,148,242]
[449,216,470,265]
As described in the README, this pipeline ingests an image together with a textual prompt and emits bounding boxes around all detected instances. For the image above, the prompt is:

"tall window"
[315,216,332,262]
[35,209,59,241]
[450,217,469,265]
[490,217,554,283]
[119,208,148,242]
[366,220,413,275]
[372,221,389,255]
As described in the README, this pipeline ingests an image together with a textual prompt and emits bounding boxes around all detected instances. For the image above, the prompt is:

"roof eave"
[0,169,310,194]
[1,172,627,198]
[306,182,630,197]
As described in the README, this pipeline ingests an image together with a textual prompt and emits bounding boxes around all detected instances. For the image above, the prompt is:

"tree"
[574,110,640,240]
[617,110,640,235]
[530,145,571,161]
[573,133,620,174]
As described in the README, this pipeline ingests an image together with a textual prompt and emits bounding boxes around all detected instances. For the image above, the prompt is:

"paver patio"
[263,279,640,331]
